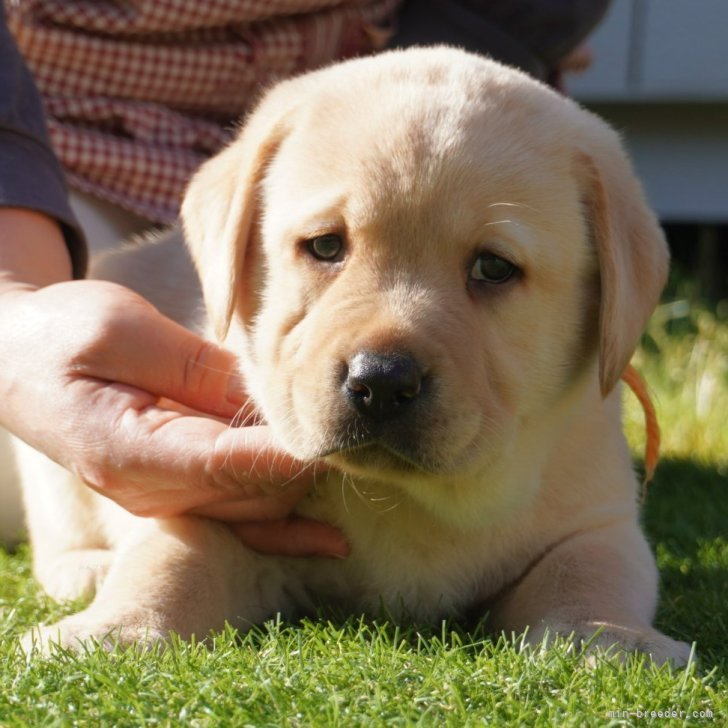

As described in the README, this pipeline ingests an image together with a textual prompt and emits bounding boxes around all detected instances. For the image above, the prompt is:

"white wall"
[569,0,728,222]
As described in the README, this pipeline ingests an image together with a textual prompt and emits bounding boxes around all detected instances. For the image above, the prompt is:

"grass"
[1,286,726,726]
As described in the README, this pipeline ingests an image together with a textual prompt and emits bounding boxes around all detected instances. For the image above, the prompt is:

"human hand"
[550,43,593,93]
[557,44,593,75]
[0,253,346,558]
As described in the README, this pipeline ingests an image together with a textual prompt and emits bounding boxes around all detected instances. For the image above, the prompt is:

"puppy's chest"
[290,486,529,620]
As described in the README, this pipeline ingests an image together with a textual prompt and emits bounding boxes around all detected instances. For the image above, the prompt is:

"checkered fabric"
[7,0,402,224]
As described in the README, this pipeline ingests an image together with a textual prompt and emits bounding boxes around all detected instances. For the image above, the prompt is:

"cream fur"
[19,48,689,664]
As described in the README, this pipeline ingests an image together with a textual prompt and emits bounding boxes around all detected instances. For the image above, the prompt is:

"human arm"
[0,10,346,557]
[391,0,610,81]
[0,210,347,556]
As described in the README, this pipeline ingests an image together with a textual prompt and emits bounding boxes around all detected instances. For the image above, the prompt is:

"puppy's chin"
[306,427,511,486]
[263,391,514,484]
[326,443,436,479]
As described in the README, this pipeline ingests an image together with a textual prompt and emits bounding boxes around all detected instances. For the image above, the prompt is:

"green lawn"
[1,291,726,727]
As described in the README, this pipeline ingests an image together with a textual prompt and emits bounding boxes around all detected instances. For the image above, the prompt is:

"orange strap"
[621,364,660,489]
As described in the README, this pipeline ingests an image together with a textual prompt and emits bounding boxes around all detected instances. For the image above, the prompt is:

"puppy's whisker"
[341,473,352,515]
[481,219,515,227]
[375,499,401,514]
[229,408,254,430]
[343,474,397,514]
[186,358,246,381]
[486,201,540,212]
[220,400,269,481]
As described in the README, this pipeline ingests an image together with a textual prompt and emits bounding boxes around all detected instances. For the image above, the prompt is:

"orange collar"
[621,364,660,491]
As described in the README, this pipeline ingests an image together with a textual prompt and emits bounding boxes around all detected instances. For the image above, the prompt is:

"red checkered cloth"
[7,0,402,224]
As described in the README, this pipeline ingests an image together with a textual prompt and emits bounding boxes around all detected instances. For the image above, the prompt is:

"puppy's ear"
[181,85,300,341]
[577,130,669,396]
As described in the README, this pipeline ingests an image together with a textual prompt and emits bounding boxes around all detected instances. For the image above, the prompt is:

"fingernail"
[226,375,247,405]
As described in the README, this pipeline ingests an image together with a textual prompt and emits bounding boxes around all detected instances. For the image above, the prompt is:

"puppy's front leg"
[489,522,692,666]
[23,517,287,653]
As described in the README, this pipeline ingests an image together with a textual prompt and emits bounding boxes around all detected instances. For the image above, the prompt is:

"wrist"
[0,208,73,288]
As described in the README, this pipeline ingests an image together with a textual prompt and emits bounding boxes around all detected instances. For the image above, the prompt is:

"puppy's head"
[182,48,667,506]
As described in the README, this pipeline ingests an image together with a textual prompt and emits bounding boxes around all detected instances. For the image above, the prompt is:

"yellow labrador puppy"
[19,47,691,664]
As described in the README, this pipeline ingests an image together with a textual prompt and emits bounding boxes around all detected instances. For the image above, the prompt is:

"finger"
[558,44,593,74]
[188,487,313,521]
[81,288,250,418]
[125,317,248,418]
[231,517,350,558]
[77,382,320,517]
[144,418,321,495]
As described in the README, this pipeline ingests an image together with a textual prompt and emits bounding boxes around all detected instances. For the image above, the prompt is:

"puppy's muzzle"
[344,350,422,421]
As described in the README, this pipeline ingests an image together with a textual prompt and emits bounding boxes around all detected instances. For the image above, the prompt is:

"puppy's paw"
[35,549,113,602]
[21,613,167,656]
[526,620,693,667]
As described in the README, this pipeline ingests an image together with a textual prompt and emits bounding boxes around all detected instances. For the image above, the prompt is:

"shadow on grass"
[642,457,727,668]
[644,457,727,547]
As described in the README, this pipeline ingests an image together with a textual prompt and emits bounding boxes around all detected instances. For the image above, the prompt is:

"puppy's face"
[183,49,668,507]
[249,102,596,482]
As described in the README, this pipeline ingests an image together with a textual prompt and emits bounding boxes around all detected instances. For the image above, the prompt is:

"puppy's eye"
[470,254,517,284]
[306,234,344,262]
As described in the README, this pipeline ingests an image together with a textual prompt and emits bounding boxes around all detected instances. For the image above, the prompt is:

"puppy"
[18,47,691,664]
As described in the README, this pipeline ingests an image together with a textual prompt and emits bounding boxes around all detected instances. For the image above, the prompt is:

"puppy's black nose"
[344,350,422,419]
